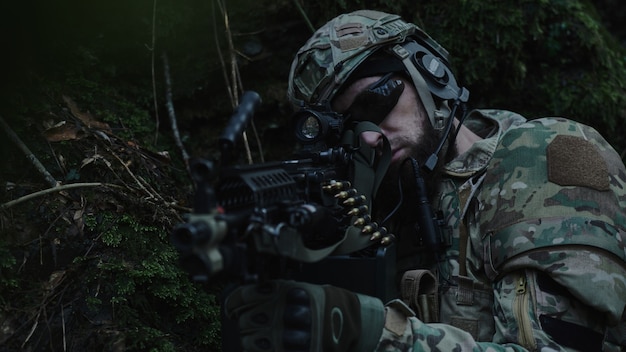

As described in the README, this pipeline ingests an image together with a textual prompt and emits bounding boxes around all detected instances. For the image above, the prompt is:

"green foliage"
[1,204,220,350]
[0,247,18,301]
[408,0,626,152]
[81,212,221,350]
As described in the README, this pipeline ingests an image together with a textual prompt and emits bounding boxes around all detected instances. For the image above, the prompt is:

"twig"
[212,3,233,101]
[161,52,191,176]
[109,152,156,199]
[92,147,131,189]
[20,272,69,349]
[215,0,254,164]
[22,310,40,348]
[40,210,67,265]
[0,115,58,188]
[216,0,239,101]
[0,183,104,210]
[137,175,165,202]
[136,175,185,221]
[292,0,315,33]
[62,304,66,352]
[47,141,67,175]
[150,0,160,145]
[250,115,264,163]
[108,152,185,219]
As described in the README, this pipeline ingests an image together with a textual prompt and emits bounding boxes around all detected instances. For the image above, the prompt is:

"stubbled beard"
[373,123,455,225]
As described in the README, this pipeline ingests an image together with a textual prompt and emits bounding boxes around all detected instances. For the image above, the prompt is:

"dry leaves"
[42,96,112,142]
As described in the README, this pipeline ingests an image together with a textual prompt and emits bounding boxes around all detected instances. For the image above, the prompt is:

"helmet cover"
[288,10,466,131]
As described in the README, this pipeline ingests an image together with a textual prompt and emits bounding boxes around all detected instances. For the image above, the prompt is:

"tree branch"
[0,115,58,188]
[161,52,191,176]
[0,182,105,210]
[150,0,160,145]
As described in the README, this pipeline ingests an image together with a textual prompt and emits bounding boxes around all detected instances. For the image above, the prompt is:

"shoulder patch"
[547,135,610,191]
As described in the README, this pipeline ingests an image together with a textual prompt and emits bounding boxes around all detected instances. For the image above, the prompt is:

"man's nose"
[360,131,384,148]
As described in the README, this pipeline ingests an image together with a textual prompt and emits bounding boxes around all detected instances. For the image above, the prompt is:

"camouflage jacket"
[376,109,626,351]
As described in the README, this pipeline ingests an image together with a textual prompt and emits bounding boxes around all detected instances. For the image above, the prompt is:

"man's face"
[332,74,442,217]
[332,74,438,167]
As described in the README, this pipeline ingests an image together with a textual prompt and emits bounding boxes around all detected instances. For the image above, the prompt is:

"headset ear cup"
[415,52,448,85]
[405,41,464,101]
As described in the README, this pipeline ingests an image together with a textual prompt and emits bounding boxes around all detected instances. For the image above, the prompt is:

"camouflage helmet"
[287,10,469,131]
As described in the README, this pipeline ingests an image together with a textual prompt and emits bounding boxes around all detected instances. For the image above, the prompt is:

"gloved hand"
[224,280,385,352]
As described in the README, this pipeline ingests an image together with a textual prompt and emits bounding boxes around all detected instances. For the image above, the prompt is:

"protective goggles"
[344,72,405,125]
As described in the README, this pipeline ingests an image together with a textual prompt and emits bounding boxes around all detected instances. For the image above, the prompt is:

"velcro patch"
[384,299,415,337]
[450,316,479,339]
[334,23,370,51]
[547,135,610,191]
[336,23,363,37]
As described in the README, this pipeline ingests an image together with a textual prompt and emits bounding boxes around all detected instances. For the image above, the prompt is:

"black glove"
[224,280,385,352]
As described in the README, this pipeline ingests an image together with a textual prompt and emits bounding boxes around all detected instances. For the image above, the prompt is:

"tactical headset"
[289,10,469,171]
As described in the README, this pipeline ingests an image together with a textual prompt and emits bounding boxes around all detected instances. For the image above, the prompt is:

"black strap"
[539,315,604,352]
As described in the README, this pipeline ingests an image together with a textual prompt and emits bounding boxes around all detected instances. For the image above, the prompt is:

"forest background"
[1,0,625,350]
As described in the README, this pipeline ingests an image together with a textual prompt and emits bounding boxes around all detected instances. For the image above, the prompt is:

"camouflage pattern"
[432,110,527,342]
[376,112,626,351]
[479,117,626,324]
[288,10,413,105]
[287,10,453,131]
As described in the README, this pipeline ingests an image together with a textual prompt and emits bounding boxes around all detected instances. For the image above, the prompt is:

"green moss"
[80,211,221,350]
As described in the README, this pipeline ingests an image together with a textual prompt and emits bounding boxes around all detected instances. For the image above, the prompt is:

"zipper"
[514,273,537,350]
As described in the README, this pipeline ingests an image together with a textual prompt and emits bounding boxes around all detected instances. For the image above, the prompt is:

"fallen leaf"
[43,270,66,292]
[62,95,112,133]
[81,154,112,169]
[42,121,84,142]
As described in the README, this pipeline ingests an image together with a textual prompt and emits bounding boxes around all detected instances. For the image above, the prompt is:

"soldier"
[225,10,626,351]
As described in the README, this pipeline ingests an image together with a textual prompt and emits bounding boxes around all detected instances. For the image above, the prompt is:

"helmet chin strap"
[423,92,469,172]
[387,41,470,173]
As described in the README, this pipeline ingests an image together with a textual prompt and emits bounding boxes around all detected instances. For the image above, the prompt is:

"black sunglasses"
[345,73,405,125]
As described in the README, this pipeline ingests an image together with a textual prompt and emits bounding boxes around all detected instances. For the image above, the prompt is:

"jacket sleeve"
[375,268,610,352]
[375,300,528,352]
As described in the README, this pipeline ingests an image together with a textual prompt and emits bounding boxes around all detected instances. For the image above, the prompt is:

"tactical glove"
[224,280,385,352]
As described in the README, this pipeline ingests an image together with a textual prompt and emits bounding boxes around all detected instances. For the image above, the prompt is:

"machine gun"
[170,91,397,291]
